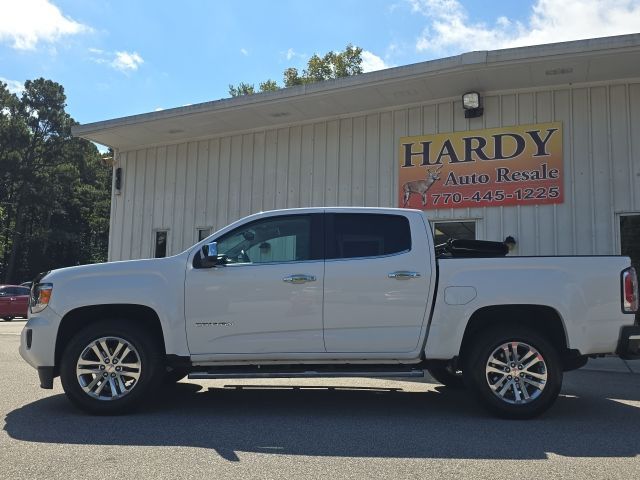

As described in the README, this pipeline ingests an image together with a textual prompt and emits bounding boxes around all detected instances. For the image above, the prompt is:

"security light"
[462,91,483,118]
[504,235,517,251]
[115,167,123,194]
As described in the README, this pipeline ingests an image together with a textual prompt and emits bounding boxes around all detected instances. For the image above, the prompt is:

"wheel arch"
[55,304,166,368]
[458,304,572,365]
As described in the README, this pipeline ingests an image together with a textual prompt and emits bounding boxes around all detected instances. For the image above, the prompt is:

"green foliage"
[229,79,281,97]
[258,79,279,92]
[283,67,303,87]
[228,82,255,97]
[231,44,364,95]
[0,78,111,283]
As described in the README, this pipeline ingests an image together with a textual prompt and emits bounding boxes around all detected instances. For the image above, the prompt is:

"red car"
[0,285,30,321]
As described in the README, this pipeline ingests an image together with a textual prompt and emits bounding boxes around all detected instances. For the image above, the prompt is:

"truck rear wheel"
[463,326,562,419]
[60,319,163,414]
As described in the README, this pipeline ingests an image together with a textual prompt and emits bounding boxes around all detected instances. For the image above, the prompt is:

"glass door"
[619,214,640,321]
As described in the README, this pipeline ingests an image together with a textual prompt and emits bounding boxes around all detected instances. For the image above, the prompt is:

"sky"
[1,0,640,134]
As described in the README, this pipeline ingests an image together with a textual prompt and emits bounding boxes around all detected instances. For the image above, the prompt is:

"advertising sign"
[398,122,563,209]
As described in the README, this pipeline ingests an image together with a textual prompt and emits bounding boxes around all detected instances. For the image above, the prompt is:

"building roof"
[73,34,640,151]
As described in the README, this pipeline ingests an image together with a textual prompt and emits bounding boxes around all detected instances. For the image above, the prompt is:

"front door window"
[215,215,313,265]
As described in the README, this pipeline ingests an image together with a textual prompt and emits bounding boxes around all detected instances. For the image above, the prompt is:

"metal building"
[73,34,640,268]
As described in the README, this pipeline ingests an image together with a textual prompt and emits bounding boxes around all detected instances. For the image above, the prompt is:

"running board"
[189,365,425,380]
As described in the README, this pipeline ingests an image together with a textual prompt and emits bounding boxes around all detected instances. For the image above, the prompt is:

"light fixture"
[504,235,516,251]
[115,167,122,194]
[462,91,483,118]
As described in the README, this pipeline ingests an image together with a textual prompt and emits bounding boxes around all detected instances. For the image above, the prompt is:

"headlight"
[31,283,53,313]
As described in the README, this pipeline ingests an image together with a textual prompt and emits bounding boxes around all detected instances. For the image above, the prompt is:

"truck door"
[185,213,325,355]
[322,211,433,353]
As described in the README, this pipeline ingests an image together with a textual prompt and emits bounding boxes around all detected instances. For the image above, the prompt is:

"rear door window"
[325,213,411,260]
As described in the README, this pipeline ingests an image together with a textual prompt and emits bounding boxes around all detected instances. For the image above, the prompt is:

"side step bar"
[189,366,425,380]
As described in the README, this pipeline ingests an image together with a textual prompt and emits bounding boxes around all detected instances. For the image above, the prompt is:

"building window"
[154,230,168,258]
[197,227,212,242]
[620,214,640,321]
[432,221,476,246]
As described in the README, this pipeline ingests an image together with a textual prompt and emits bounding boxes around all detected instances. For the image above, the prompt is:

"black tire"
[3,317,12,322]
[463,325,562,419]
[426,361,465,389]
[60,319,163,415]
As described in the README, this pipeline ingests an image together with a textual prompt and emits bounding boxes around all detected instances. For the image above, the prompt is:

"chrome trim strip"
[324,249,411,263]
[212,259,325,268]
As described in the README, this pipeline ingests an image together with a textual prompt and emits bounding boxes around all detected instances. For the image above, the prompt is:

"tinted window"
[1,287,27,295]
[216,215,315,264]
[326,214,411,259]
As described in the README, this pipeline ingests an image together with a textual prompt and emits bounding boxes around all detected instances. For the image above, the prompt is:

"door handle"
[283,274,316,284]
[388,271,421,280]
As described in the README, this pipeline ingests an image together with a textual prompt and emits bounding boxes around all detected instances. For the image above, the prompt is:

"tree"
[0,78,111,283]
[228,82,255,97]
[230,44,364,95]
[229,79,281,97]
[258,79,279,92]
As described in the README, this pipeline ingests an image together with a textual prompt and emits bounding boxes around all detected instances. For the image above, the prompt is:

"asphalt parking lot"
[2,320,640,480]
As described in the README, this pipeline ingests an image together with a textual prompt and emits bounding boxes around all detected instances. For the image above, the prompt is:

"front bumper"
[616,325,640,360]
[19,309,62,388]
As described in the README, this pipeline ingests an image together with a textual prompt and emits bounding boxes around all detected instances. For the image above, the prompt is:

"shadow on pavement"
[4,370,640,461]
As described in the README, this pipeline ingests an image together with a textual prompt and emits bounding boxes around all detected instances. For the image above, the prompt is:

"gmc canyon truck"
[20,207,640,418]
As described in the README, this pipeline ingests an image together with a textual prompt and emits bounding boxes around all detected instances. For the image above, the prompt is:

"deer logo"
[402,165,443,207]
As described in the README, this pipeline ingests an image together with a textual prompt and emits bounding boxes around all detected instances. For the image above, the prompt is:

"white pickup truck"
[20,207,640,418]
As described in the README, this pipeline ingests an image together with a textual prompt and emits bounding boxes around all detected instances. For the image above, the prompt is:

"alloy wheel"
[75,336,142,401]
[485,341,548,405]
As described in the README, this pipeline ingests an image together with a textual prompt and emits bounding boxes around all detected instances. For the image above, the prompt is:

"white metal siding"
[109,80,640,260]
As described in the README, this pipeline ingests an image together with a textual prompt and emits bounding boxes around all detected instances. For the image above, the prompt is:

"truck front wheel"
[60,319,163,414]
[464,326,562,419]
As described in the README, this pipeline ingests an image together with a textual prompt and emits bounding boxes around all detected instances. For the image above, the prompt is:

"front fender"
[42,255,190,357]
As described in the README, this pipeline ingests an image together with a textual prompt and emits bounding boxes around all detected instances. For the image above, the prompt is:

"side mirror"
[200,242,225,268]
[203,241,218,259]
